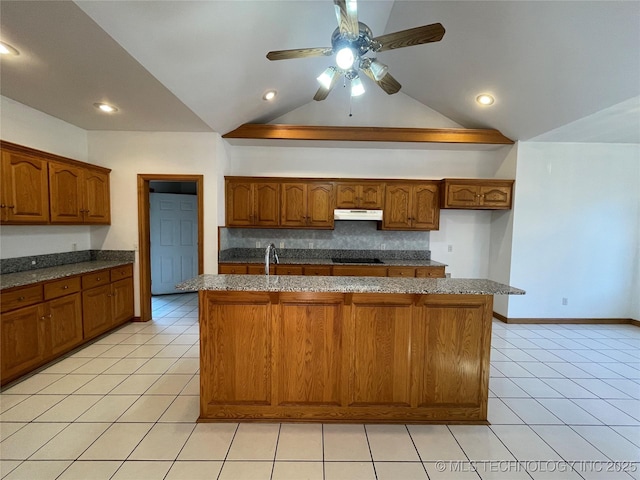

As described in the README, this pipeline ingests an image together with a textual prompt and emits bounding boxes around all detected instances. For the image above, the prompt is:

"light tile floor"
[1,292,639,479]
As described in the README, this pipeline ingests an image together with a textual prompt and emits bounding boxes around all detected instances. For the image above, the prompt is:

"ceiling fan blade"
[266,47,332,61]
[333,0,359,36]
[373,23,445,52]
[361,66,401,95]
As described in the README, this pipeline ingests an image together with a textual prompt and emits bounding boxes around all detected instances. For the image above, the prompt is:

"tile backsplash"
[220,221,429,251]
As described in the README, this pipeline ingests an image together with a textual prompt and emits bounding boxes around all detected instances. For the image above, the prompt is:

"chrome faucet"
[264,243,279,275]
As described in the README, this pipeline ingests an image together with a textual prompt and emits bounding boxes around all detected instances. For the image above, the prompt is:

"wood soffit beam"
[222,124,514,145]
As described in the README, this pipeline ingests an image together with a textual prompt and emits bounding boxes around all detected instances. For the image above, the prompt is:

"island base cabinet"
[199,291,492,424]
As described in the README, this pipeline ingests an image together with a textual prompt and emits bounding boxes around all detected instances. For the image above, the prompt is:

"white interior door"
[150,192,198,295]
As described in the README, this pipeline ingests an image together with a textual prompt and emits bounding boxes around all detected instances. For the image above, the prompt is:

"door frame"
[137,174,204,322]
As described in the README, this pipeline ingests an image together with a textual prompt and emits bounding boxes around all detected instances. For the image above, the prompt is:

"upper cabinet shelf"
[222,124,514,146]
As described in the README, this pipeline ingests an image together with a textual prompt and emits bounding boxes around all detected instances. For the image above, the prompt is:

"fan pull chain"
[349,94,353,117]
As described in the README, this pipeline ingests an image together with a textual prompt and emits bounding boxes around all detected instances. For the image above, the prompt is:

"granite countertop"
[220,257,447,267]
[1,260,133,290]
[178,274,525,296]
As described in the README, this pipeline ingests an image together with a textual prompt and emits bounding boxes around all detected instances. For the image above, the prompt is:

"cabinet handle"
[0,204,5,208]
[48,314,53,319]
[97,277,101,281]
[18,296,25,301]
[63,285,69,289]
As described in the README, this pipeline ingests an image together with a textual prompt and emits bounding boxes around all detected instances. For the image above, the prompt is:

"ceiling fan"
[266,0,445,101]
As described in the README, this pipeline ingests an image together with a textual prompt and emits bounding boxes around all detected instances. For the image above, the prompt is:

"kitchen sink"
[331,258,384,264]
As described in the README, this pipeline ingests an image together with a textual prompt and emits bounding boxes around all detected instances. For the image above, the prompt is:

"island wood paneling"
[198,290,494,424]
[275,293,343,406]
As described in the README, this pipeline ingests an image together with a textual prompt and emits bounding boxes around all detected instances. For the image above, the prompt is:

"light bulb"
[93,102,118,113]
[336,47,355,70]
[476,94,495,106]
[351,76,365,97]
[0,41,19,56]
[262,90,277,101]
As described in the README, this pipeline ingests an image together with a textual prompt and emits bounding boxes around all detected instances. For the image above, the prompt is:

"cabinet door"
[360,183,384,209]
[254,182,280,226]
[387,267,416,277]
[226,181,253,226]
[48,293,83,356]
[335,183,359,208]
[112,277,134,325]
[280,183,307,227]
[332,265,387,277]
[479,185,512,209]
[1,304,46,381]
[82,284,112,339]
[413,183,440,230]
[383,184,412,229]
[444,184,480,208]
[49,162,83,223]
[0,150,49,224]
[307,183,334,228]
[83,169,111,224]
[415,266,446,278]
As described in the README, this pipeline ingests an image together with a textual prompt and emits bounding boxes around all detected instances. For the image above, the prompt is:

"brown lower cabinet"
[0,264,134,385]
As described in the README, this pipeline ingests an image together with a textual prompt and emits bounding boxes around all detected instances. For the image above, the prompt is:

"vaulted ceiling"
[1,1,638,142]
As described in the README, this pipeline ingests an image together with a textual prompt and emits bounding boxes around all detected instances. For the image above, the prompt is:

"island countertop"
[178,274,524,295]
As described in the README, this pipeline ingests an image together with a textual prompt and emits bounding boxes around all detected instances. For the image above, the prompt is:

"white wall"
[223,143,514,278]
[488,144,519,316]
[87,131,221,316]
[507,142,640,320]
[0,96,91,258]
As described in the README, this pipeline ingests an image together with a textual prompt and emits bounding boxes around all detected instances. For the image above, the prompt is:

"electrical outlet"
[448,244,453,253]
[256,241,261,248]
[380,244,386,250]
[562,297,568,306]
[309,242,313,249]
[280,241,285,249]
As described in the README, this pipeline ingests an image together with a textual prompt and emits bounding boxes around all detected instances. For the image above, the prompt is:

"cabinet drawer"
[275,265,303,275]
[303,265,332,276]
[110,264,133,282]
[44,276,81,300]
[82,270,110,289]
[415,266,446,278]
[387,267,416,277]
[219,264,248,274]
[0,285,43,313]
[332,266,388,277]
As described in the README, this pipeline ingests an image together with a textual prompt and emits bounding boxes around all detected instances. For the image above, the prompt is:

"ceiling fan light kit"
[266,0,445,101]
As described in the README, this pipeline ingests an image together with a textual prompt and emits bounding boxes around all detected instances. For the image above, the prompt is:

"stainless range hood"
[334,209,383,221]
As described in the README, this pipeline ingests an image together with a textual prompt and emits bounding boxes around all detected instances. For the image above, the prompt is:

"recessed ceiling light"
[93,102,118,113]
[476,94,495,106]
[263,90,277,101]
[0,41,20,56]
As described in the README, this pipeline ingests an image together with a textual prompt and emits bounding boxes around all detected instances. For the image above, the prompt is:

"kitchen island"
[179,275,524,424]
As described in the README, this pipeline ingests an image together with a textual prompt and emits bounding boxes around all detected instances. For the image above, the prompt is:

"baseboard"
[493,312,638,326]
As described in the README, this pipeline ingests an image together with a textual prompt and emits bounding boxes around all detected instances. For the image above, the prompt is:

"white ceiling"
[1,1,638,142]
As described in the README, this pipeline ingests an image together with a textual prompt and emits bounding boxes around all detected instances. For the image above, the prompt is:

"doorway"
[137,174,204,322]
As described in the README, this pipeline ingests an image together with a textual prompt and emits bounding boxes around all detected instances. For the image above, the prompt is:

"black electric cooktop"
[331,258,384,264]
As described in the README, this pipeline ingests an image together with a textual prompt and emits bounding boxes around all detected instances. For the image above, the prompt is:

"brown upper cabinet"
[226,179,280,227]
[281,181,334,229]
[383,182,440,230]
[49,163,111,224]
[335,182,384,209]
[0,150,50,224]
[0,141,111,225]
[441,179,514,210]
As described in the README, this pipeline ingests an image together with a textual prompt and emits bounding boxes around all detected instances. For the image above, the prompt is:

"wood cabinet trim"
[222,124,514,145]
